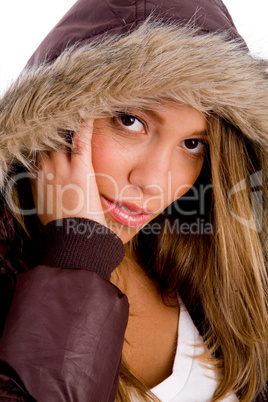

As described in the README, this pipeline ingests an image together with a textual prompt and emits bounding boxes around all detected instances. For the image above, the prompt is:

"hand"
[30,119,107,227]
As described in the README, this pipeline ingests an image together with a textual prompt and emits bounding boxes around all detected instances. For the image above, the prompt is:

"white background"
[0,0,267,94]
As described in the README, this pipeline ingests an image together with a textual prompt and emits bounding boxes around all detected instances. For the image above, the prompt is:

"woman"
[0,0,267,401]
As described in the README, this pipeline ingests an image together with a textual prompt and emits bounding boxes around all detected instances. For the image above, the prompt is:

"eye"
[117,113,145,133]
[180,139,207,155]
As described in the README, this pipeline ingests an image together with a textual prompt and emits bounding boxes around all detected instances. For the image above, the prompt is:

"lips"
[101,196,152,228]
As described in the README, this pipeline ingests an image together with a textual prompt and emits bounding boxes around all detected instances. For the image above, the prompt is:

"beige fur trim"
[0,20,267,188]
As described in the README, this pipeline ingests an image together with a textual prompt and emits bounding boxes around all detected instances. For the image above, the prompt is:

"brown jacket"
[0,207,128,401]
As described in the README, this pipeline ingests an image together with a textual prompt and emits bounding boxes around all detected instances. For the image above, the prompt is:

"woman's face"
[92,102,208,243]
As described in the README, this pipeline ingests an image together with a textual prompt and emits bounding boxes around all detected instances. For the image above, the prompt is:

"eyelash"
[113,112,208,158]
[180,139,208,158]
[113,113,146,135]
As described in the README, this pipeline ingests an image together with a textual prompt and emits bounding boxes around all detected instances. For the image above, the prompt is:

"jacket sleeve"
[0,218,129,402]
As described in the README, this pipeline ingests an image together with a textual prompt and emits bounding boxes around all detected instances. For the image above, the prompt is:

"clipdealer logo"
[5,170,263,234]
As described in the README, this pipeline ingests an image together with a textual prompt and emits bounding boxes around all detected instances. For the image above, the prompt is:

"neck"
[110,247,178,313]
[111,247,180,389]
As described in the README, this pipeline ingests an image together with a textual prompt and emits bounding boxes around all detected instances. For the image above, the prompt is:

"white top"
[131,302,238,402]
[150,303,238,402]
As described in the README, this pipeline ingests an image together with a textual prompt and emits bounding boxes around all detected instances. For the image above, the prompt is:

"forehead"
[142,101,208,134]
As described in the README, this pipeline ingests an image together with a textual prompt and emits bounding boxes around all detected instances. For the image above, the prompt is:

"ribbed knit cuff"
[40,218,125,281]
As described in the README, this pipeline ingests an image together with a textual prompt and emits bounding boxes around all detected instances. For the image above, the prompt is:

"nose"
[128,147,171,195]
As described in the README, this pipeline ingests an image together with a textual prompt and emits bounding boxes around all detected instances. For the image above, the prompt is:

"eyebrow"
[143,109,165,124]
[190,129,209,137]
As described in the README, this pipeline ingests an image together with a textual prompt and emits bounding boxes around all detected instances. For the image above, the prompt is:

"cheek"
[91,132,130,194]
[171,158,204,201]
[91,139,113,175]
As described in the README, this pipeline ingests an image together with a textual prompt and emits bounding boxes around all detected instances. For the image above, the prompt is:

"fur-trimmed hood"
[0,0,267,190]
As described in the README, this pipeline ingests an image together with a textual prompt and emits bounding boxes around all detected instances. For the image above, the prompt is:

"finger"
[71,118,94,170]
[37,152,71,185]
[48,151,71,170]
